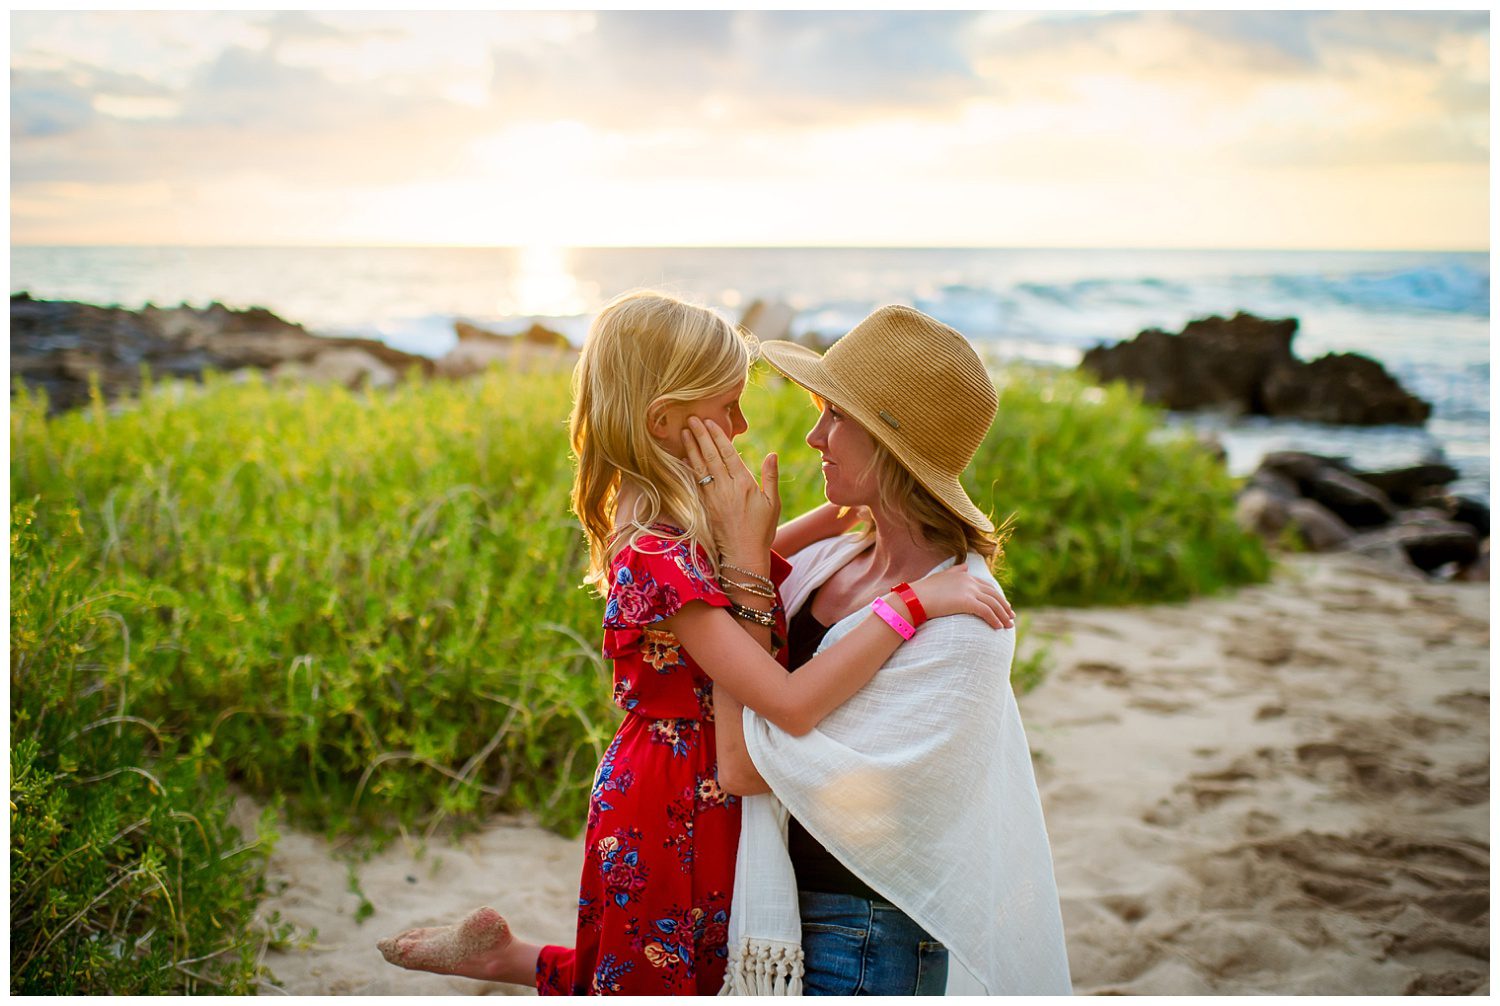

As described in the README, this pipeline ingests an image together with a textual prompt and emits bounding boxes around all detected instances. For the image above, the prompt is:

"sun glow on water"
[500,245,588,318]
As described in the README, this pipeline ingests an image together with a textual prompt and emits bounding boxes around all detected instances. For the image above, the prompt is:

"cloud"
[978,10,1487,80]
[11,70,97,138]
[591,11,735,57]
[261,10,357,50]
[9,10,1489,246]
[485,11,986,129]
[12,18,492,189]
[740,12,984,116]
[1244,121,1489,169]
[967,10,1488,171]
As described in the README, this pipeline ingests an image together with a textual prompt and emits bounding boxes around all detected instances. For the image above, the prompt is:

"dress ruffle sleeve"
[603,534,733,631]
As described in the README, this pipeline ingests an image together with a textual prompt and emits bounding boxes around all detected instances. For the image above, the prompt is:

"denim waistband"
[797,888,897,912]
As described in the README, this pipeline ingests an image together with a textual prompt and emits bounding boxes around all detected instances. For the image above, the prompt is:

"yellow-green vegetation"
[11,500,284,993]
[11,362,1267,992]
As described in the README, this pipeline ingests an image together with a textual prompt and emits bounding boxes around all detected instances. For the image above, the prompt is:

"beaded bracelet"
[729,601,778,627]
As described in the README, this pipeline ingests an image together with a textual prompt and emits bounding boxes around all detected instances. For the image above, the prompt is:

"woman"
[709,305,1072,995]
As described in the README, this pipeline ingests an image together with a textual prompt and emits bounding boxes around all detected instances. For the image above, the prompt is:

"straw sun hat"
[758,305,999,534]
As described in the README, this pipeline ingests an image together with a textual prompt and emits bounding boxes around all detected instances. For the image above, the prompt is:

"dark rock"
[1407,491,1489,540]
[1402,521,1481,572]
[455,319,569,349]
[1080,312,1296,413]
[1398,506,1455,525]
[1250,452,1395,528]
[1344,520,1480,572]
[1079,311,1430,426]
[519,322,570,349]
[455,320,510,343]
[1247,468,1301,501]
[1352,463,1460,505]
[1244,449,1486,580]
[1450,496,1490,539]
[1259,450,1349,485]
[1286,498,1355,551]
[1261,352,1431,425]
[1302,468,1398,528]
[1456,540,1489,582]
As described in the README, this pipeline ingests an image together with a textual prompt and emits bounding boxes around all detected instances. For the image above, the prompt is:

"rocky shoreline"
[9,296,1434,426]
[13,294,1485,582]
[1235,452,1488,582]
[1079,311,1431,426]
[9,294,577,413]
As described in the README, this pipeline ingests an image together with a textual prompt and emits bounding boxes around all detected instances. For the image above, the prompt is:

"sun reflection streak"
[501,245,587,318]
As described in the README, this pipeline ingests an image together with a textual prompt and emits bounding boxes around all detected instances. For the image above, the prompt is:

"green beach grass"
[10,362,1268,991]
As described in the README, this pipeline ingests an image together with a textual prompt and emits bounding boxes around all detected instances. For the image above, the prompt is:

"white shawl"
[720,534,1072,996]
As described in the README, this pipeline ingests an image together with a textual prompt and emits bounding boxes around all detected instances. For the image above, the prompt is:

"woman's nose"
[806,418,826,450]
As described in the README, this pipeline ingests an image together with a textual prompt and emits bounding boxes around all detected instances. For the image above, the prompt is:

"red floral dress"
[536,528,790,995]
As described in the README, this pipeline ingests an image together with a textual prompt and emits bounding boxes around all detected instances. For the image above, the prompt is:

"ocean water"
[10,245,1490,503]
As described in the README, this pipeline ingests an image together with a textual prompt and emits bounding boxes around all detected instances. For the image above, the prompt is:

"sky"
[9,10,1491,250]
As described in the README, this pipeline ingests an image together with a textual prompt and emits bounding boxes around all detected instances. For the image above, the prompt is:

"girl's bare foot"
[377,906,516,981]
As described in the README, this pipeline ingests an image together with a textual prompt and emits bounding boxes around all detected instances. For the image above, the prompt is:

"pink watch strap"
[870,596,917,641]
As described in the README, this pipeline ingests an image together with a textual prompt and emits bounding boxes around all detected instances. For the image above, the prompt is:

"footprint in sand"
[1292,734,1488,807]
[1071,660,1128,687]
[1436,689,1489,715]
[1127,694,1195,715]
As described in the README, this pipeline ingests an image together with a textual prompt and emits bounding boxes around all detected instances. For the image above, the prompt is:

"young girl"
[378,291,1011,995]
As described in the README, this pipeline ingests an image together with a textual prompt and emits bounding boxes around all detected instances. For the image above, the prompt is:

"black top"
[784,590,887,904]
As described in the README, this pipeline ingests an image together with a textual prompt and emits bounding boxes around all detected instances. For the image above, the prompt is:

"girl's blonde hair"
[570,290,753,592]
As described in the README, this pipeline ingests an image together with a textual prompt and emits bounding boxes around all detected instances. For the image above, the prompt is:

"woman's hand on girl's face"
[683,417,781,557]
[908,566,1015,629]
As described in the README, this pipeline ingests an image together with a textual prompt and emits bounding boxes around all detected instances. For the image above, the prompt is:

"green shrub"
[10,498,281,994]
[972,368,1270,605]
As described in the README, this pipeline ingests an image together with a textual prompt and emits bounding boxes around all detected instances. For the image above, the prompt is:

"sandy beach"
[249,552,1489,996]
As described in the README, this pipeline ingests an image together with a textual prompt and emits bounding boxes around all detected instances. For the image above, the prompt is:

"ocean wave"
[992,263,1487,321]
[1264,261,1489,316]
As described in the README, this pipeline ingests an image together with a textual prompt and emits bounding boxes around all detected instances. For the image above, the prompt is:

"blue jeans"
[799,890,949,996]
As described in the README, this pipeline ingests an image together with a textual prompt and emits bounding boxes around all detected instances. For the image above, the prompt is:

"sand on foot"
[248,552,1488,996]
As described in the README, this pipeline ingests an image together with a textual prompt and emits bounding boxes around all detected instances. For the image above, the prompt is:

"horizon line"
[10,241,1490,255]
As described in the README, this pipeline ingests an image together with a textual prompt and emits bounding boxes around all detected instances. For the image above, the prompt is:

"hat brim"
[759,340,995,534]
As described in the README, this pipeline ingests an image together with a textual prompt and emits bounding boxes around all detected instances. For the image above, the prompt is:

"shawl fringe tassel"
[719,939,804,996]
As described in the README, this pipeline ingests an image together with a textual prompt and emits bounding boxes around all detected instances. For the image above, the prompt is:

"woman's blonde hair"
[858,440,1009,573]
[570,290,753,592]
